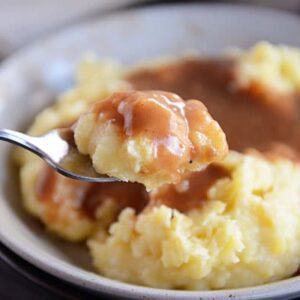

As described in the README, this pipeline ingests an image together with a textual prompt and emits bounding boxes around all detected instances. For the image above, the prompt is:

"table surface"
[0,242,115,300]
[1,1,300,299]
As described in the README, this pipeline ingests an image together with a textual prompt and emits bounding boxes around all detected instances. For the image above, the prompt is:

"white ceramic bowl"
[1,4,300,299]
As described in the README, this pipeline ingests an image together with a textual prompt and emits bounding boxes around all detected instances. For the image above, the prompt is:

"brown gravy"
[35,57,300,217]
[36,165,148,220]
[91,90,191,175]
[149,165,229,213]
[127,58,300,159]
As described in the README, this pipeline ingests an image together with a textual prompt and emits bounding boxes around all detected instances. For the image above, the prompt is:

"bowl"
[1,3,300,299]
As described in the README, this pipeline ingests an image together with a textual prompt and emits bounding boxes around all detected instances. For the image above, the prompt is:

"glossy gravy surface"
[89,90,226,176]
[92,90,187,139]
[91,90,191,173]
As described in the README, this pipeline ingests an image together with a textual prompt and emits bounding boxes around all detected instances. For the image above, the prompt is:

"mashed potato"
[89,151,300,289]
[74,90,227,190]
[235,42,300,94]
[20,159,96,241]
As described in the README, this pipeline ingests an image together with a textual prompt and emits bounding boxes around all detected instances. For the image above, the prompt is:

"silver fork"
[0,128,118,183]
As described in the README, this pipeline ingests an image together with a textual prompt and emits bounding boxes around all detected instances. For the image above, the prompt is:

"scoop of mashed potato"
[234,41,300,94]
[89,151,300,289]
[74,90,228,190]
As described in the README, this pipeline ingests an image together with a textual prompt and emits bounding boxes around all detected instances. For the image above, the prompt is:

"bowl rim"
[1,3,300,299]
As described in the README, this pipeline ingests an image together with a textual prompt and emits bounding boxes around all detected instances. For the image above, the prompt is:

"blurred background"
[0,0,300,60]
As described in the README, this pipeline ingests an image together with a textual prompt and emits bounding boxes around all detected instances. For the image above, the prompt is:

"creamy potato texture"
[89,151,300,289]
[234,42,300,94]
[74,90,227,190]
[17,42,300,290]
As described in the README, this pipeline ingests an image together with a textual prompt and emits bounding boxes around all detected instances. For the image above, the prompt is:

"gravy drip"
[91,90,191,175]
[148,165,229,213]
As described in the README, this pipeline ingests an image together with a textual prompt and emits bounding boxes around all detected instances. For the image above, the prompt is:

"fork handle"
[0,129,41,156]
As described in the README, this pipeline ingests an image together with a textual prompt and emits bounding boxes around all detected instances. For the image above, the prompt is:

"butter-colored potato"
[234,42,300,94]
[89,151,300,289]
